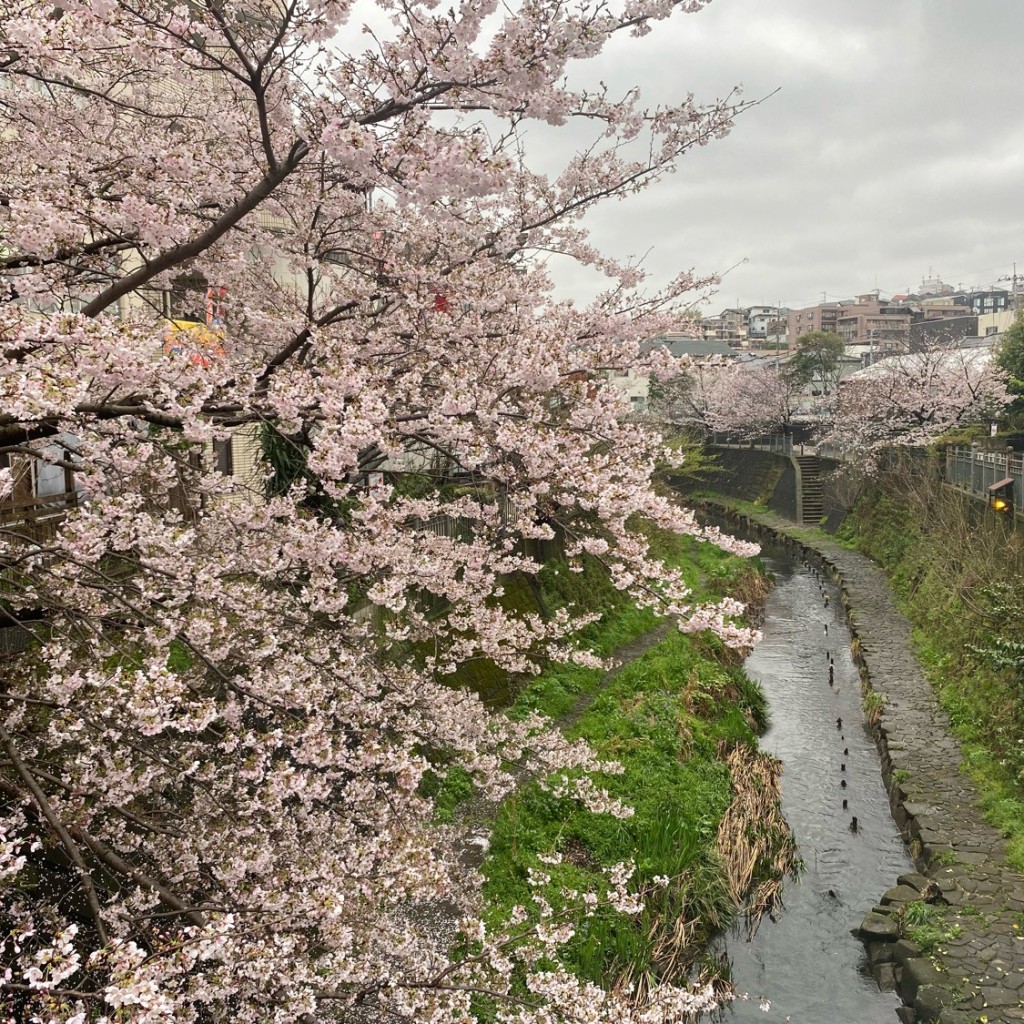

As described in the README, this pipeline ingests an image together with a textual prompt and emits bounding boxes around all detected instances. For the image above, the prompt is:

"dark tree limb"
[0,722,110,946]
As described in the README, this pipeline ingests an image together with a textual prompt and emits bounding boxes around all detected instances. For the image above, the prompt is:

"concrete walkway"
[722,507,1024,1024]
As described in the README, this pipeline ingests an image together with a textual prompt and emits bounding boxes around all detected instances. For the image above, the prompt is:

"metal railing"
[945,445,1024,512]
[410,496,520,540]
[707,432,819,456]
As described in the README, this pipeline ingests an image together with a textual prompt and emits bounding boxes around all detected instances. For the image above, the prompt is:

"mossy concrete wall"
[692,448,854,533]
[818,456,850,533]
[697,447,794,517]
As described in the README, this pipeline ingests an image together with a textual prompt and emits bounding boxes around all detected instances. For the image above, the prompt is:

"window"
[164,271,209,323]
[213,438,234,475]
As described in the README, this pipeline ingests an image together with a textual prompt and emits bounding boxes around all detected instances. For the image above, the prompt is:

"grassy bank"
[440,528,797,1006]
[835,469,1024,869]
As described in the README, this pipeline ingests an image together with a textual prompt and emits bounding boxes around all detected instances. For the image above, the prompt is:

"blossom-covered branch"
[0,1,760,1021]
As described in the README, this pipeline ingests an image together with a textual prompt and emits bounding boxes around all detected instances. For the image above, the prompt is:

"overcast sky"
[538,0,1024,313]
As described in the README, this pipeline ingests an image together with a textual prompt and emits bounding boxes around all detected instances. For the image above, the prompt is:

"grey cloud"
[540,0,1024,309]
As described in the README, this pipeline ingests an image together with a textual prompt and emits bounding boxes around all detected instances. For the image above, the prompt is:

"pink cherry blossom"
[822,345,1011,459]
[0,1,760,1021]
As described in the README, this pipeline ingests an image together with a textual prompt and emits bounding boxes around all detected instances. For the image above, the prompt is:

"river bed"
[721,543,913,1023]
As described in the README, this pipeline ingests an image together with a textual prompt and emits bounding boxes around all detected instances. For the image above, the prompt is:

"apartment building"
[700,306,788,349]
[786,301,847,344]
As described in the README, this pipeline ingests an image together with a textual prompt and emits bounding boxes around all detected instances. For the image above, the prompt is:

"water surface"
[722,546,912,1023]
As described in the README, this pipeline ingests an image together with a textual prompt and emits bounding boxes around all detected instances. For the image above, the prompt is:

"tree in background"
[996,311,1024,419]
[788,330,845,399]
[647,358,735,435]
[821,345,1011,459]
[702,363,806,439]
[0,1,759,1021]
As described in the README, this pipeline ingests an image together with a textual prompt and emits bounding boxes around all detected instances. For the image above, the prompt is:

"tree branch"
[81,140,311,318]
[0,724,110,946]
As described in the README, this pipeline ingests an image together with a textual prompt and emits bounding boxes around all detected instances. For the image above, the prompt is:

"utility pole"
[998,263,1019,315]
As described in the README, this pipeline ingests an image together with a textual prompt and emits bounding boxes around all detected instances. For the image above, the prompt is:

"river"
[721,542,913,1023]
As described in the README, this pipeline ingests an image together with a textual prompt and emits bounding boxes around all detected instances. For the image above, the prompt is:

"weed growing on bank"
[837,484,1024,871]
[463,529,787,996]
[419,525,765,821]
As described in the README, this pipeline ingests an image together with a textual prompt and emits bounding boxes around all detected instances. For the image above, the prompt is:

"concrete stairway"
[795,455,824,525]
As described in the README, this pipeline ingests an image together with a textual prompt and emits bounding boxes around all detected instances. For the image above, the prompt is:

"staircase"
[795,455,824,525]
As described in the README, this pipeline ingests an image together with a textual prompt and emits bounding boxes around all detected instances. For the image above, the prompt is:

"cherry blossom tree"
[647,357,735,435]
[0,1,761,1022]
[701,362,805,439]
[821,344,1012,459]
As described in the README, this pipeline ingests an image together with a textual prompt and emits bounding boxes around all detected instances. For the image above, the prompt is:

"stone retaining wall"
[711,505,1024,1024]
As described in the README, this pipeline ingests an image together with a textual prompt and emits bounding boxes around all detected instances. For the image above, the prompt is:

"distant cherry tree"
[648,358,735,434]
[0,1,759,1022]
[821,345,1011,458]
[702,363,806,439]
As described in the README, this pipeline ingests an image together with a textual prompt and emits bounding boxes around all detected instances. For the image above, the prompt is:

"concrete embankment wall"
[692,447,793,515]
[687,447,850,528]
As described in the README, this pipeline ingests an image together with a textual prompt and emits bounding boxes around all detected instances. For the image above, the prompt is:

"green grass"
[701,495,771,518]
[481,628,768,990]
[418,765,476,824]
[899,900,964,956]
[837,490,1024,871]
[418,524,763,832]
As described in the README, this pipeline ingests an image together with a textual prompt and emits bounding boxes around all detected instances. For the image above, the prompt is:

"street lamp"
[988,477,1014,515]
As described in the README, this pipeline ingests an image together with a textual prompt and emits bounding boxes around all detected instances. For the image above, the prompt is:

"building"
[788,290,992,356]
[607,334,736,412]
[835,305,911,353]
[787,301,848,344]
[977,310,1017,338]
[909,314,979,348]
[701,305,787,349]
[746,305,784,340]
[701,308,749,347]
[962,289,1011,316]
[789,295,911,352]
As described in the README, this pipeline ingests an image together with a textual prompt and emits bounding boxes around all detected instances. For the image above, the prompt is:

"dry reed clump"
[617,742,796,1009]
[730,567,774,626]
[715,742,798,937]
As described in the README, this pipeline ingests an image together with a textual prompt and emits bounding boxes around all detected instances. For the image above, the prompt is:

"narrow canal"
[722,542,913,1022]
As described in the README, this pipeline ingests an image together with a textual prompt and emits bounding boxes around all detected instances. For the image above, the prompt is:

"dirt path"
[557,620,674,733]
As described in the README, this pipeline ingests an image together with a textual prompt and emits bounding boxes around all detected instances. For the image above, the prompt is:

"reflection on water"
[721,547,911,1023]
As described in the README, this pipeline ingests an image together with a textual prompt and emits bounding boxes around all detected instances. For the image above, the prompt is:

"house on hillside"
[605,334,736,412]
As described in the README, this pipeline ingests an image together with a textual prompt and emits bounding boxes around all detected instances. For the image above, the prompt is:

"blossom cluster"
[0,1,757,1021]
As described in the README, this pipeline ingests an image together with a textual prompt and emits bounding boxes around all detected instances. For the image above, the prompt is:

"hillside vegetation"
[837,454,1024,868]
